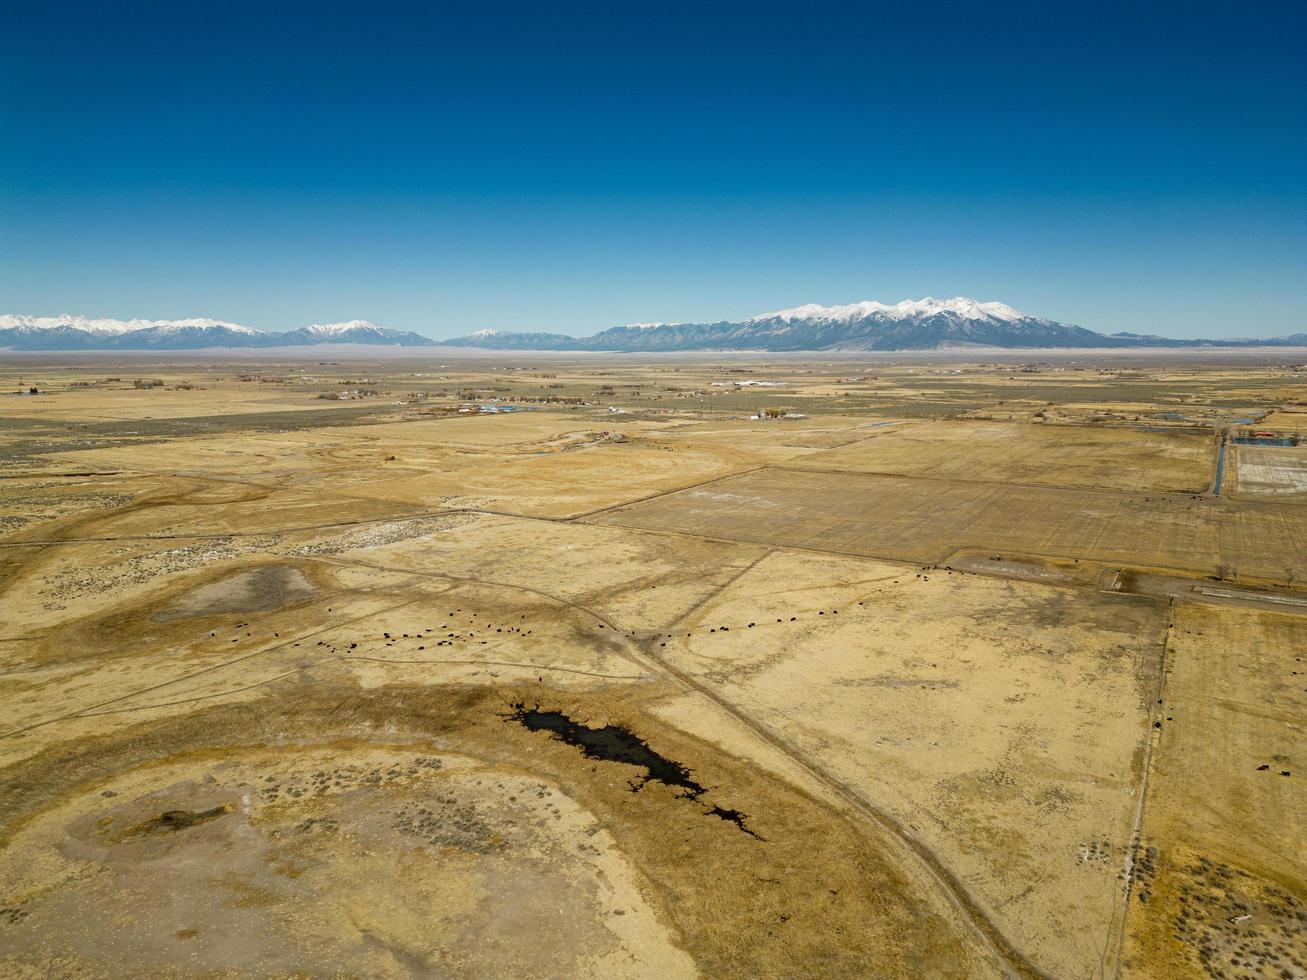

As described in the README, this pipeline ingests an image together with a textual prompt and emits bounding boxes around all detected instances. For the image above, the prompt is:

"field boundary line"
[1105,597,1175,978]
[772,463,1215,499]
[564,465,773,521]
[627,636,1048,979]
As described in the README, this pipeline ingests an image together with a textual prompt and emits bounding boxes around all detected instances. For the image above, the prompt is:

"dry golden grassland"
[0,354,1303,978]
[798,418,1215,491]
[596,467,1307,583]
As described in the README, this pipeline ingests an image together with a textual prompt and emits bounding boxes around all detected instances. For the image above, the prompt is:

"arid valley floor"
[0,351,1304,979]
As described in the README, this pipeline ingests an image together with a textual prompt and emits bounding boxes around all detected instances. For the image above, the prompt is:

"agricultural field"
[597,468,1307,584]
[1,352,1304,978]
[796,418,1215,492]
[1231,444,1307,500]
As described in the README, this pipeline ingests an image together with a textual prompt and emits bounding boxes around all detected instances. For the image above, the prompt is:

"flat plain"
[1,351,1304,978]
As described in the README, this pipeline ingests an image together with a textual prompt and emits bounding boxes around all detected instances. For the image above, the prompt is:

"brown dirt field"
[1231,444,1307,501]
[594,466,1307,583]
[799,419,1215,492]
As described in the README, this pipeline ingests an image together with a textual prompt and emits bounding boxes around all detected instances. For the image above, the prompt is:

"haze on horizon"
[2,0,1304,341]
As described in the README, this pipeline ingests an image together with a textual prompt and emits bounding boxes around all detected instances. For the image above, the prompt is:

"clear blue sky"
[2,0,1303,339]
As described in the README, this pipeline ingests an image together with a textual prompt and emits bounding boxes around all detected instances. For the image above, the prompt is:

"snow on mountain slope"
[746,297,1029,324]
[0,314,262,335]
[0,314,439,349]
[147,318,264,335]
[304,320,383,335]
[441,296,1276,351]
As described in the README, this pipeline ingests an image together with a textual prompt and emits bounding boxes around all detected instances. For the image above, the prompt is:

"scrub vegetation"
[1,351,1303,977]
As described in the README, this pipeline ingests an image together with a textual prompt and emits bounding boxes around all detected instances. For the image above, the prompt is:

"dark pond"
[506,703,760,838]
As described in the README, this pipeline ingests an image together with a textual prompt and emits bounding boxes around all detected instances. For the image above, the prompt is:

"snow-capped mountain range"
[0,315,261,336]
[744,297,1027,324]
[439,297,1307,352]
[3,300,1304,351]
[0,316,434,350]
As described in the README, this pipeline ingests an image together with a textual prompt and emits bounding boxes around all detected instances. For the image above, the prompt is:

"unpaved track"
[622,632,1047,978]
[0,442,1204,977]
[1104,600,1175,979]
[272,550,1043,975]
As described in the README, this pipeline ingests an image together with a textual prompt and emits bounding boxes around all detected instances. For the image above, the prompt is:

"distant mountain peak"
[439,297,1307,352]
[0,313,264,336]
[745,297,1030,324]
[5,303,1305,353]
[305,319,383,335]
[0,314,435,349]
